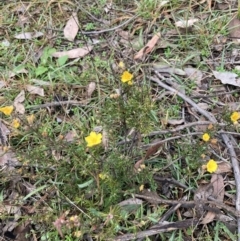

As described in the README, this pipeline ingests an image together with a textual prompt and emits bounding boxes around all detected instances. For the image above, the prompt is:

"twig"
[134,194,238,218]
[26,100,87,110]
[142,132,202,148]
[45,15,138,35]
[158,202,182,223]
[113,219,199,241]
[147,121,225,136]
[80,15,138,35]
[153,176,192,192]
[221,133,240,236]
[150,73,217,123]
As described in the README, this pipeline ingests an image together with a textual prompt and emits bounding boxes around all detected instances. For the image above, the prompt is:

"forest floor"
[1,0,240,240]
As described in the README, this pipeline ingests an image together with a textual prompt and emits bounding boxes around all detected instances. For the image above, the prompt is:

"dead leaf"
[134,32,161,60]
[118,198,143,207]
[86,82,96,98]
[194,184,213,202]
[0,120,10,146]
[14,32,44,40]
[17,15,30,27]
[14,90,25,105]
[184,67,203,87]
[194,183,214,222]
[201,177,223,225]
[201,211,215,225]
[0,149,19,171]
[0,203,21,232]
[52,46,93,59]
[200,174,224,225]
[212,70,240,87]
[135,141,162,170]
[14,90,25,114]
[64,130,77,143]
[26,85,44,97]
[64,12,79,41]
[195,103,209,110]
[215,161,232,174]
[167,119,184,125]
[153,63,186,76]
[175,18,199,28]
[102,129,108,150]
[211,174,224,201]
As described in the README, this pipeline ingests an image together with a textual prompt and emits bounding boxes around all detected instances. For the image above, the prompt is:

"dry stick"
[142,132,202,148]
[45,15,138,35]
[221,134,240,216]
[113,219,199,241]
[147,121,224,136]
[134,194,237,218]
[150,72,240,240]
[26,100,87,110]
[150,75,217,123]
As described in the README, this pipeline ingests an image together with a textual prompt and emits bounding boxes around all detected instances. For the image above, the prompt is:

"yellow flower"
[99,173,108,180]
[206,159,218,173]
[0,105,13,116]
[110,93,120,99]
[139,184,144,191]
[85,131,102,147]
[74,231,82,238]
[12,118,20,128]
[231,112,240,122]
[121,71,133,84]
[118,61,125,69]
[202,133,210,142]
[137,164,146,172]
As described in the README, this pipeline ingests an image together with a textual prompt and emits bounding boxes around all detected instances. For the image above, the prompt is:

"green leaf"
[41,47,56,65]
[77,179,94,189]
[35,66,48,77]
[57,55,68,66]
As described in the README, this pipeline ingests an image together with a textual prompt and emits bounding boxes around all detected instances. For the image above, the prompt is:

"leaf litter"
[52,46,93,58]
[13,90,25,114]
[26,85,44,97]
[64,12,79,41]
[2,1,240,240]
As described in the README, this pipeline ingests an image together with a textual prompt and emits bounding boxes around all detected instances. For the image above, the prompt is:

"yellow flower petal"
[26,114,35,125]
[206,159,218,173]
[99,173,108,180]
[118,61,125,69]
[12,118,20,128]
[121,71,133,83]
[202,133,210,142]
[85,131,102,147]
[231,111,240,122]
[127,80,133,85]
[139,184,144,191]
[0,105,13,116]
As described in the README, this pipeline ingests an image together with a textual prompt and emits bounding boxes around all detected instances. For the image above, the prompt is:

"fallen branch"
[221,133,240,235]
[113,219,199,241]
